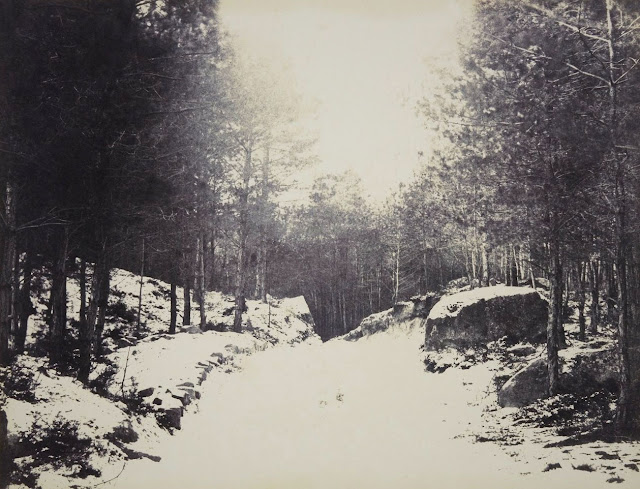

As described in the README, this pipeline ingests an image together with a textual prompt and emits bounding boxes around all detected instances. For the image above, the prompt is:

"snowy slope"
[5,267,319,489]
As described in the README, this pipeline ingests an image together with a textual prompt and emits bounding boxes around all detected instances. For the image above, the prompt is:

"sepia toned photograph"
[1,0,640,487]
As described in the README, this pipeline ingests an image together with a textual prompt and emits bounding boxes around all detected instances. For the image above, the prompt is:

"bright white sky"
[219,0,472,201]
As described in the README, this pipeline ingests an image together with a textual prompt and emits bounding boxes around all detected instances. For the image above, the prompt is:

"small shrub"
[152,288,169,300]
[9,463,39,489]
[205,321,227,332]
[107,301,137,324]
[110,288,126,299]
[106,421,139,444]
[12,418,101,484]
[89,364,117,397]
[27,330,50,359]
[55,321,83,375]
[1,365,38,403]
[573,464,595,472]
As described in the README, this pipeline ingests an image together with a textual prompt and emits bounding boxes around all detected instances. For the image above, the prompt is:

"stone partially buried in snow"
[424,286,547,350]
[498,344,618,407]
[498,357,548,407]
[342,293,440,341]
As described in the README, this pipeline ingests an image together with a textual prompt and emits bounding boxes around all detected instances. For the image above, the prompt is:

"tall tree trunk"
[377,268,382,310]
[94,264,110,358]
[518,246,526,281]
[183,283,191,326]
[0,408,9,489]
[545,153,563,397]
[547,228,562,397]
[341,290,348,334]
[254,143,269,302]
[510,244,518,286]
[527,239,536,289]
[254,246,267,302]
[0,0,17,369]
[588,260,600,334]
[607,262,617,322]
[471,242,477,283]
[423,246,429,292]
[234,148,252,333]
[10,242,19,343]
[562,269,571,324]
[465,244,473,287]
[602,0,635,431]
[0,180,16,366]
[49,227,69,366]
[183,248,192,326]
[169,283,177,334]
[15,250,33,354]
[79,258,87,325]
[208,232,216,291]
[393,239,400,303]
[503,247,511,285]
[481,241,489,287]
[78,243,108,384]
[577,262,587,341]
[136,238,145,335]
[195,235,206,329]
[615,171,632,430]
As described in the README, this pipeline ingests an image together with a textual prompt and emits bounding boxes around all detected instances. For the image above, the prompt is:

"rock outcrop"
[343,293,440,341]
[424,286,548,350]
[497,345,618,407]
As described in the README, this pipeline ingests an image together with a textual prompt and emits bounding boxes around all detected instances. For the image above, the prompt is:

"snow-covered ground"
[102,326,640,489]
[6,271,640,489]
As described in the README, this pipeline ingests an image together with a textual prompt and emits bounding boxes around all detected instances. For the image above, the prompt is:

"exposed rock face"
[343,293,440,341]
[497,345,618,407]
[498,358,548,408]
[424,286,548,350]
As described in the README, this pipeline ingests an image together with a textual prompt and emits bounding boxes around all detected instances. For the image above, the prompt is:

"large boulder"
[343,293,440,341]
[498,344,618,407]
[497,358,548,408]
[424,286,547,350]
[280,296,316,328]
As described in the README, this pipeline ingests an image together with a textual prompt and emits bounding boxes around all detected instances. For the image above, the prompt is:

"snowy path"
[108,332,630,489]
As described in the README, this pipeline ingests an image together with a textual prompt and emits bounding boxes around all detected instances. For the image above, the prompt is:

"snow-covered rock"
[497,344,618,407]
[342,293,440,341]
[424,286,548,350]
[87,291,319,431]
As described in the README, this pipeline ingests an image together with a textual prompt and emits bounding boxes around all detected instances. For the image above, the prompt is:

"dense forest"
[1,0,640,449]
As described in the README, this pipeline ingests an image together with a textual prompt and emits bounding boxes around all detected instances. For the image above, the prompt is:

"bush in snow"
[106,301,137,324]
[88,362,118,398]
[12,418,102,485]
[512,391,616,439]
[1,365,38,403]
[106,421,139,444]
